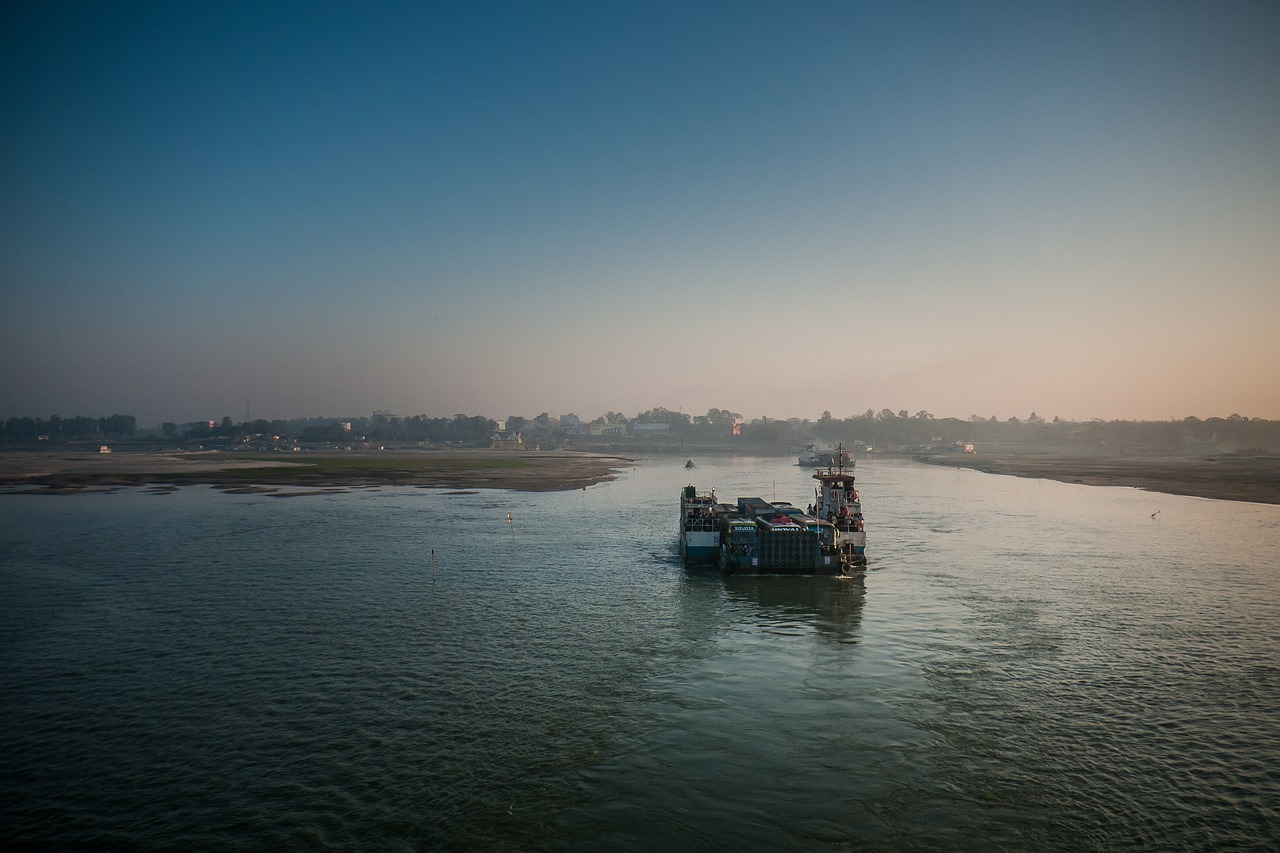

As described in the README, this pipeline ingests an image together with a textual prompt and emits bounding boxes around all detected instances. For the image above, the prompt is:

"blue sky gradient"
[4,1,1278,424]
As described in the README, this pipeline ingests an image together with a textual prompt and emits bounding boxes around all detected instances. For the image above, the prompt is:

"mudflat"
[917,452,1280,505]
[0,449,635,494]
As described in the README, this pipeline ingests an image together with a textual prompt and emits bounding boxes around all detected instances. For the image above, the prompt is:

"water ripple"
[3,465,1278,850]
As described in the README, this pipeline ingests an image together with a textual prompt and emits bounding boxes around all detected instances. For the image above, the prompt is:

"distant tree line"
[1,414,137,443]
[164,414,500,445]
[3,408,1278,453]
[625,407,742,434]
[363,414,496,444]
[799,410,1280,453]
[589,408,1280,453]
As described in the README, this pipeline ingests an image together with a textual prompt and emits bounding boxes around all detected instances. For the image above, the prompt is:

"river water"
[2,456,1278,851]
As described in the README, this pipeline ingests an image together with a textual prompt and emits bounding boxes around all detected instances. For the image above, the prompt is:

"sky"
[3,0,1278,426]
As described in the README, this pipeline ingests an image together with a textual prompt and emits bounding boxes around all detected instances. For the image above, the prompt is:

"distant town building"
[490,431,523,449]
[632,422,672,436]
[1182,432,1219,455]
[589,423,626,436]
[558,414,583,435]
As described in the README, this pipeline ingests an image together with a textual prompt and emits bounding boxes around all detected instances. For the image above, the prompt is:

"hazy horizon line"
[5,407,1276,428]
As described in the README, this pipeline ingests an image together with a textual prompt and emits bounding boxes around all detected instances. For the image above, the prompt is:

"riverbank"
[915,452,1280,505]
[0,449,635,494]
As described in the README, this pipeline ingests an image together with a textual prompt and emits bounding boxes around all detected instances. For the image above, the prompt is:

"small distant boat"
[685,459,695,468]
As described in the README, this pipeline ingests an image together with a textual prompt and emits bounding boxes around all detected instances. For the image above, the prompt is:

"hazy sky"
[3,1,1278,425]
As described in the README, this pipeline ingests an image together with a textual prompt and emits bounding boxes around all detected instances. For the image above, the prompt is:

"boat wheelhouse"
[811,463,866,562]
[679,485,720,565]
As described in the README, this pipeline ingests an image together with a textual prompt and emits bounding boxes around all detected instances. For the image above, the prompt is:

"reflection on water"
[2,457,1278,851]
[718,572,866,645]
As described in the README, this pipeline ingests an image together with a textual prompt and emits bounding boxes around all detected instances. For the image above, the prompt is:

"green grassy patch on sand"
[163,454,537,484]
[0,450,624,493]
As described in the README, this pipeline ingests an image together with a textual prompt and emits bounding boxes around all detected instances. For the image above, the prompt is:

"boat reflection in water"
[725,573,866,645]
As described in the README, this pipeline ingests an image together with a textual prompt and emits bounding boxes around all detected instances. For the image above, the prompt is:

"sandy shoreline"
[916,452,1280,505]
[5,448,1277,504]
[0,449,635,494]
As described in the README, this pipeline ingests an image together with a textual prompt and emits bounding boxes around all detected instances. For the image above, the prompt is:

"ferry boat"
[680,456,866,575]
[797,443,851,467]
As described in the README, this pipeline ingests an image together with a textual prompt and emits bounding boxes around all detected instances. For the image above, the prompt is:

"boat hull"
[719,549,854,575]
[680,530,720,565]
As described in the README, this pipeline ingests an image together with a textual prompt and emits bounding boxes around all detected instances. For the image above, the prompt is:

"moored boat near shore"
[797,442,852,467]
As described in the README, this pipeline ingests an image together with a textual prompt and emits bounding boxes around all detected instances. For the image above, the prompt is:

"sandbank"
[0,449,635,495]
[916,452,1280,505]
